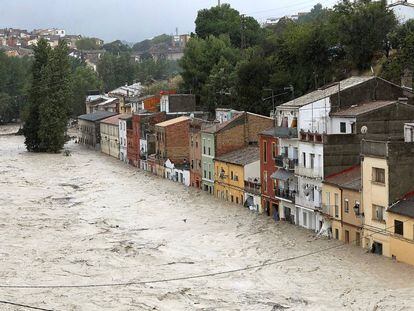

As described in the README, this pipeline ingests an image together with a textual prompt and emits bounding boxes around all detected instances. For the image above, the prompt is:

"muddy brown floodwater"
[1,125,414,311]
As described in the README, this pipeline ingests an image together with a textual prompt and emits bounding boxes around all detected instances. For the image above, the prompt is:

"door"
[372,242,383,255]
[345,230,350,244]
[356,232,361,246]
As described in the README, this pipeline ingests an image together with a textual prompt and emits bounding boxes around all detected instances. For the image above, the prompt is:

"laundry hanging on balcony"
[271,168,293,181]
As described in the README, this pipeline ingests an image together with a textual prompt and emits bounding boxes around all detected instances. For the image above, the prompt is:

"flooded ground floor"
[1,126,414,310]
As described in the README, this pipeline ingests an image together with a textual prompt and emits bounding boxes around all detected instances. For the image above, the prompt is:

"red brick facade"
[128,112,166,167]
[259,132,280,219]
[155,117,191,165]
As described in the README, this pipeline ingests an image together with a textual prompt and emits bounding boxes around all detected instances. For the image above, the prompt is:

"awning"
[271,169,293,181]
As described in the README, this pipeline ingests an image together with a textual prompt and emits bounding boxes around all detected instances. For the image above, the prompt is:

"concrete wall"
[323,134,361,177]
[388,141,414,204]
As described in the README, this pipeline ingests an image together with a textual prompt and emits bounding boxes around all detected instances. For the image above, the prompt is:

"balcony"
[275,155,298,170]
[274,188,296,203]
[300,130,325,144]
[245,181,261,195]
[294,165,322,179]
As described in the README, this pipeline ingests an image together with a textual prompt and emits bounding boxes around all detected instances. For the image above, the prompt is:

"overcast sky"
[0,0,342,43]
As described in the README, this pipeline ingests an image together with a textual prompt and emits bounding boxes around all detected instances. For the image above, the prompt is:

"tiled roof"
[101,114,130,125]
[330,100,396,117]
[388,195,414,219]
[78,111,117,122]
[280,76,374,108]
[324,165,361,191]
[215,146,259,166]
[155,116,190,127]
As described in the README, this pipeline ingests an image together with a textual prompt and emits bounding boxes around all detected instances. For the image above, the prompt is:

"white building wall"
[276,107,298,128]
[298,98,331,134]
[244,160,260,180]
[404,123,414,142]
[330,117,356,134]
[160,95,169,113]
[119,119,128,163]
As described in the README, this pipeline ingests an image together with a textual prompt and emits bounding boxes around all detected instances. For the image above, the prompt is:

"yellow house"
[100,114,126,159]
[362,151,390,256]
[387,196,414,266]
[214,146,259,206]
[322,166,363,246]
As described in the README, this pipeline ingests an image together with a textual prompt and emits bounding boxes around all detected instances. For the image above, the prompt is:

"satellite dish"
[361,126,368,134]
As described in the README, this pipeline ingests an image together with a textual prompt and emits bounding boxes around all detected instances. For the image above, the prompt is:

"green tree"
[71,66,103,116]
[331,0,397,69]
[37,40,72,152]
[76,37,101,50]
[195,4,262,48]
[23,39,51,152]
[103,40,131,54]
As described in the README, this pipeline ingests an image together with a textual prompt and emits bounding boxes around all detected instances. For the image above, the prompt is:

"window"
[372,204,385,222]
[310,154,315,169]
[302,152,306,167]
[263,171,268,192]
[263,141,267,163]
[272,142,277,158]
[372,167,385,184]
[344,199,349,213]
[395,220,404,236]
[230,171,234,180]
[208,147,211,155]
[203,139,206,154]
[334,193,339,218]
[195,141,198,148]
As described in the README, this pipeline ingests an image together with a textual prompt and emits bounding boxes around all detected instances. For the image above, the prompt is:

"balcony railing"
[274,188,296,202]
[275,155,298,171]
[245,182,261,195]
[294,166,322,179]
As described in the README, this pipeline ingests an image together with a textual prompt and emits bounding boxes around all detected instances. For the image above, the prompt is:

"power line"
[0,299,55,311]
[0,216,408,290]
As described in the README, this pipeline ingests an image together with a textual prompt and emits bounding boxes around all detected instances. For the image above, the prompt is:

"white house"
[164,159,190,186]
[277,76,374,232]
[119,116,129,163]
[244,159,262,213]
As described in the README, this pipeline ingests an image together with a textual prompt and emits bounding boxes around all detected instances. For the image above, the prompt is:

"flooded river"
[1,126,414,310]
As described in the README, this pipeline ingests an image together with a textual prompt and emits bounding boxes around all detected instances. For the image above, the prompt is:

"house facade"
[78,111,117,149]
[154,116,191,177]
[100,115,127,159]
[201,112,273,195]
[214,146,259,206]
[322,166,362,244]
[119,115,130,163]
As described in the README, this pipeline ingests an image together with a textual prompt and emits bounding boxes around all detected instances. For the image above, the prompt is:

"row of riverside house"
[77,76,414,267]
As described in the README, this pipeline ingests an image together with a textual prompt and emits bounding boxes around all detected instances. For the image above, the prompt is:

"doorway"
[372,241,383,255]
[345,230,350,244]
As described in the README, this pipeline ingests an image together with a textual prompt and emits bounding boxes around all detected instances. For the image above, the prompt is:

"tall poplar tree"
[37,40,72,152]
[23,39,50,151]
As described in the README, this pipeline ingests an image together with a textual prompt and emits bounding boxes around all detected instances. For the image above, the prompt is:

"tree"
[103,40,131,54]
[76,37,101,50]
[23,39,51,152]
[331,0,397,69]
[36,40,72,152]
[71,66,103,116]
[195,4,262,48]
